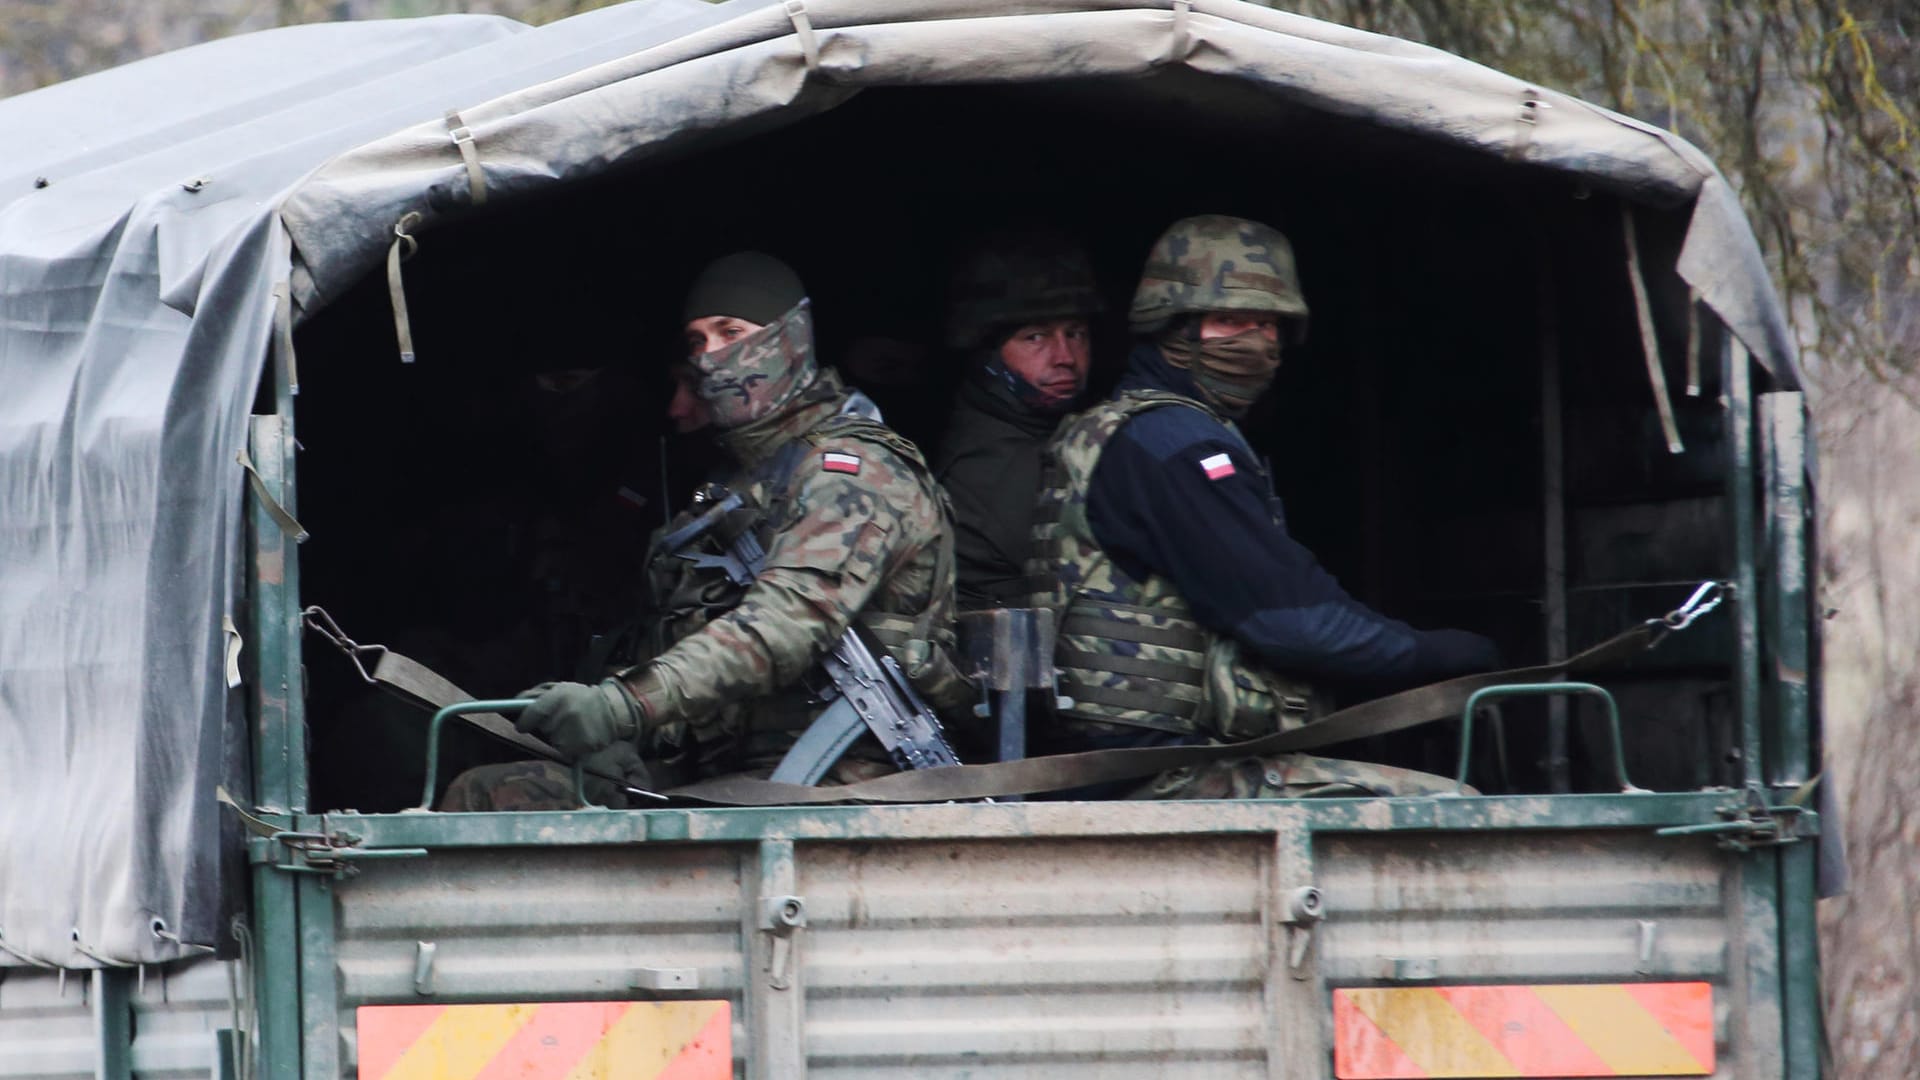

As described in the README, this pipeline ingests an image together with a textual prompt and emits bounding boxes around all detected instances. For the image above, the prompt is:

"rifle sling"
[664,621,1665,806]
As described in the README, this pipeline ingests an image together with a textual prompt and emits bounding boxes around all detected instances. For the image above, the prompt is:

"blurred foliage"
[1281,0,1918,380]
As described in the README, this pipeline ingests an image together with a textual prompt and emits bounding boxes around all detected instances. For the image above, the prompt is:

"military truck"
[0,1,1830,1077]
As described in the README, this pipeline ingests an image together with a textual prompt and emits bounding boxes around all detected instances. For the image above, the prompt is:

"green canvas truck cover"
[0,0,1802,971]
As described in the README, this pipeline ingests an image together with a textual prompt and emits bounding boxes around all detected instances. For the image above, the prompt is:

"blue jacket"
[1084,343,1499,688]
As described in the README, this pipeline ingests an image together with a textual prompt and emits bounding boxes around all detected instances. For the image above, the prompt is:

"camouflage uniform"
[443,295,968,810]
[1026,215,1482,800]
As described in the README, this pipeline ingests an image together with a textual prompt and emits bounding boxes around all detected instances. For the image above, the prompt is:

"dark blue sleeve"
[1085,407,1495,686]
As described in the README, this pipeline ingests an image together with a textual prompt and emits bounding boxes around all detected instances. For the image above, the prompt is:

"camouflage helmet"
[946,228,1104,350]
[1128,215,1309,339]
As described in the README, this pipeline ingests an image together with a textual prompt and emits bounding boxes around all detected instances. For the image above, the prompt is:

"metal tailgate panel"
[800,836,1275,1079]
[1316,830,1751,1079]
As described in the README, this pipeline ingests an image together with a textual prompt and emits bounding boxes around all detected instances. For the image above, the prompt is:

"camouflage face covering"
[1156,328,1281,418]
[692,298,819,430]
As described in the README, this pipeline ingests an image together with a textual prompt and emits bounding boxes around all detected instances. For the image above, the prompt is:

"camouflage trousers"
[438,756,895,811]
[1131,752,1468,800]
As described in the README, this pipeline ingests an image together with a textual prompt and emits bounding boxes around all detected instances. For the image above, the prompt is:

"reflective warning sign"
[1333,982,1713,1078]
[357,1000,730,1080]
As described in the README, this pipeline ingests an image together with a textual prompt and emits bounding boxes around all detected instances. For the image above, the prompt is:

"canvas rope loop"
[0,928,57,969]
[272,281,297,396]
[444,110,488,206]
[1170,0,1192,60]
[387,210,423,363]
[237,445,309,542]
[1685,285,1703,396]
[783,0,820,72]
[1510,89,1549,161]
[1623,203,1685,453]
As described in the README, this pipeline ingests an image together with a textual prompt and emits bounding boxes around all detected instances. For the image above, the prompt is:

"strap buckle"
[301,605,387,683]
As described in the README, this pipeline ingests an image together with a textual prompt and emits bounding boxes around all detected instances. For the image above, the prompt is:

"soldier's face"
[682,315,766,359]
[1198,312,1282,343]
[997,318,1091,407]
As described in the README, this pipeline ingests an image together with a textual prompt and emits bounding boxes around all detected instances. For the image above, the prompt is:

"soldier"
[1028,215,1501,799]
[443,252,969,809]
[935,228,1104,610]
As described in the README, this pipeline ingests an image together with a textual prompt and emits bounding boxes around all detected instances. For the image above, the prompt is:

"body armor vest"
[1028,389,1318,744]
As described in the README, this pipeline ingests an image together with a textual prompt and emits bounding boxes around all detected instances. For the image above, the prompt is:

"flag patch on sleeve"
[1199,452,1236,480]
[822,452,862,474]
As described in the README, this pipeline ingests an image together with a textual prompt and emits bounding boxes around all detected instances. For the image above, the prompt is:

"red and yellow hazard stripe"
[1333,982,1713,1078]
[356,1000,730,1080]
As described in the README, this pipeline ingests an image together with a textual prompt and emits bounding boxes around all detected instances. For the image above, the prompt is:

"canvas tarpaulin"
[0,0,1799,966]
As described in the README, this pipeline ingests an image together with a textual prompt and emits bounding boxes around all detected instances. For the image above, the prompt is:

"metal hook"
[301,606,386,683]
[1661,581,1727,631]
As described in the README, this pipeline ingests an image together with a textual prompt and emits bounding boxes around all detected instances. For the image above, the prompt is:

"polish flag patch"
[822,451,863,475]
[1199,452,1236,480]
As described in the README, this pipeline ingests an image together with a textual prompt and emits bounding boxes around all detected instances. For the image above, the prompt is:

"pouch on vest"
[1201,636,1322,741]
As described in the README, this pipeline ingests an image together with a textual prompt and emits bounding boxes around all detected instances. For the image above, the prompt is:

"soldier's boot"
[1133,752,1471,800]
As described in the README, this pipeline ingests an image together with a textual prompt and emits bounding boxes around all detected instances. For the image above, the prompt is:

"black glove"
[513,678,643,760]
[1419,628,1504,678]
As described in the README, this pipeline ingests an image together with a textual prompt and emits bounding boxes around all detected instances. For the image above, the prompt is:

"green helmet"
[946,228,1103,350]
[1128,215,1309,339]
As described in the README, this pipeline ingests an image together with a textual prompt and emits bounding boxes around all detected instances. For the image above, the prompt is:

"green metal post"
[91,968,132,1080]
[1725,339,1763,790]
[247,310,307,1080]
[298,870,342,1080]
[1761,391,1820,1077]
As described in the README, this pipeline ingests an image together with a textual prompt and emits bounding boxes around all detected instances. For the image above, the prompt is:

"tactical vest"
[1028,390,1319,744]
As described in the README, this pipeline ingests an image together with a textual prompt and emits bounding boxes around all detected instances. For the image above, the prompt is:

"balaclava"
[1155,317,1281,419]
[682,252,817,431]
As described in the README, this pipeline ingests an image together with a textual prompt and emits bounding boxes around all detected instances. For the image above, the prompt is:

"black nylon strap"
[665,621,1666,805]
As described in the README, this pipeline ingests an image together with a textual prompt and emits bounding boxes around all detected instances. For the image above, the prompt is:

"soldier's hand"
[578,740,651,808]
[512,678,643,760]
[1422,628,1504,676]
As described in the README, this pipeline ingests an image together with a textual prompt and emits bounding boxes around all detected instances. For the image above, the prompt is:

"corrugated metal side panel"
[0,968,92,1080]
[0,957,230,1080]
[799,836,1275,1080]
[332,844,746,1076]
[133,958,232,1079]
[1317,831,1737,1078]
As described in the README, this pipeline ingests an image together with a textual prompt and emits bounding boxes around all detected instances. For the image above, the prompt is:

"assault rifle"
[662,484,964,784]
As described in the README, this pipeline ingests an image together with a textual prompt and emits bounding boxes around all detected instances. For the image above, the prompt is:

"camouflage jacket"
[629,369,966,769]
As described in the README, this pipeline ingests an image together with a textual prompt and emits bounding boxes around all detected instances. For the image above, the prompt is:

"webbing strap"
[665,621,1665,805]
[1623,204,1684,453]
[370,651,562,763]
[444,110,488,207]
[272,282,298,397]
[1059,679,1201,718]
[1061,613,1207,653]
[1057,647,1204,685]
[387,212,422,364]
[237,445,308,542]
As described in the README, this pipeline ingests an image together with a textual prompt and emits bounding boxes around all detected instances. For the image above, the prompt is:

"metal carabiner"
[1661,581,1727,631]
[300,605,387,683]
